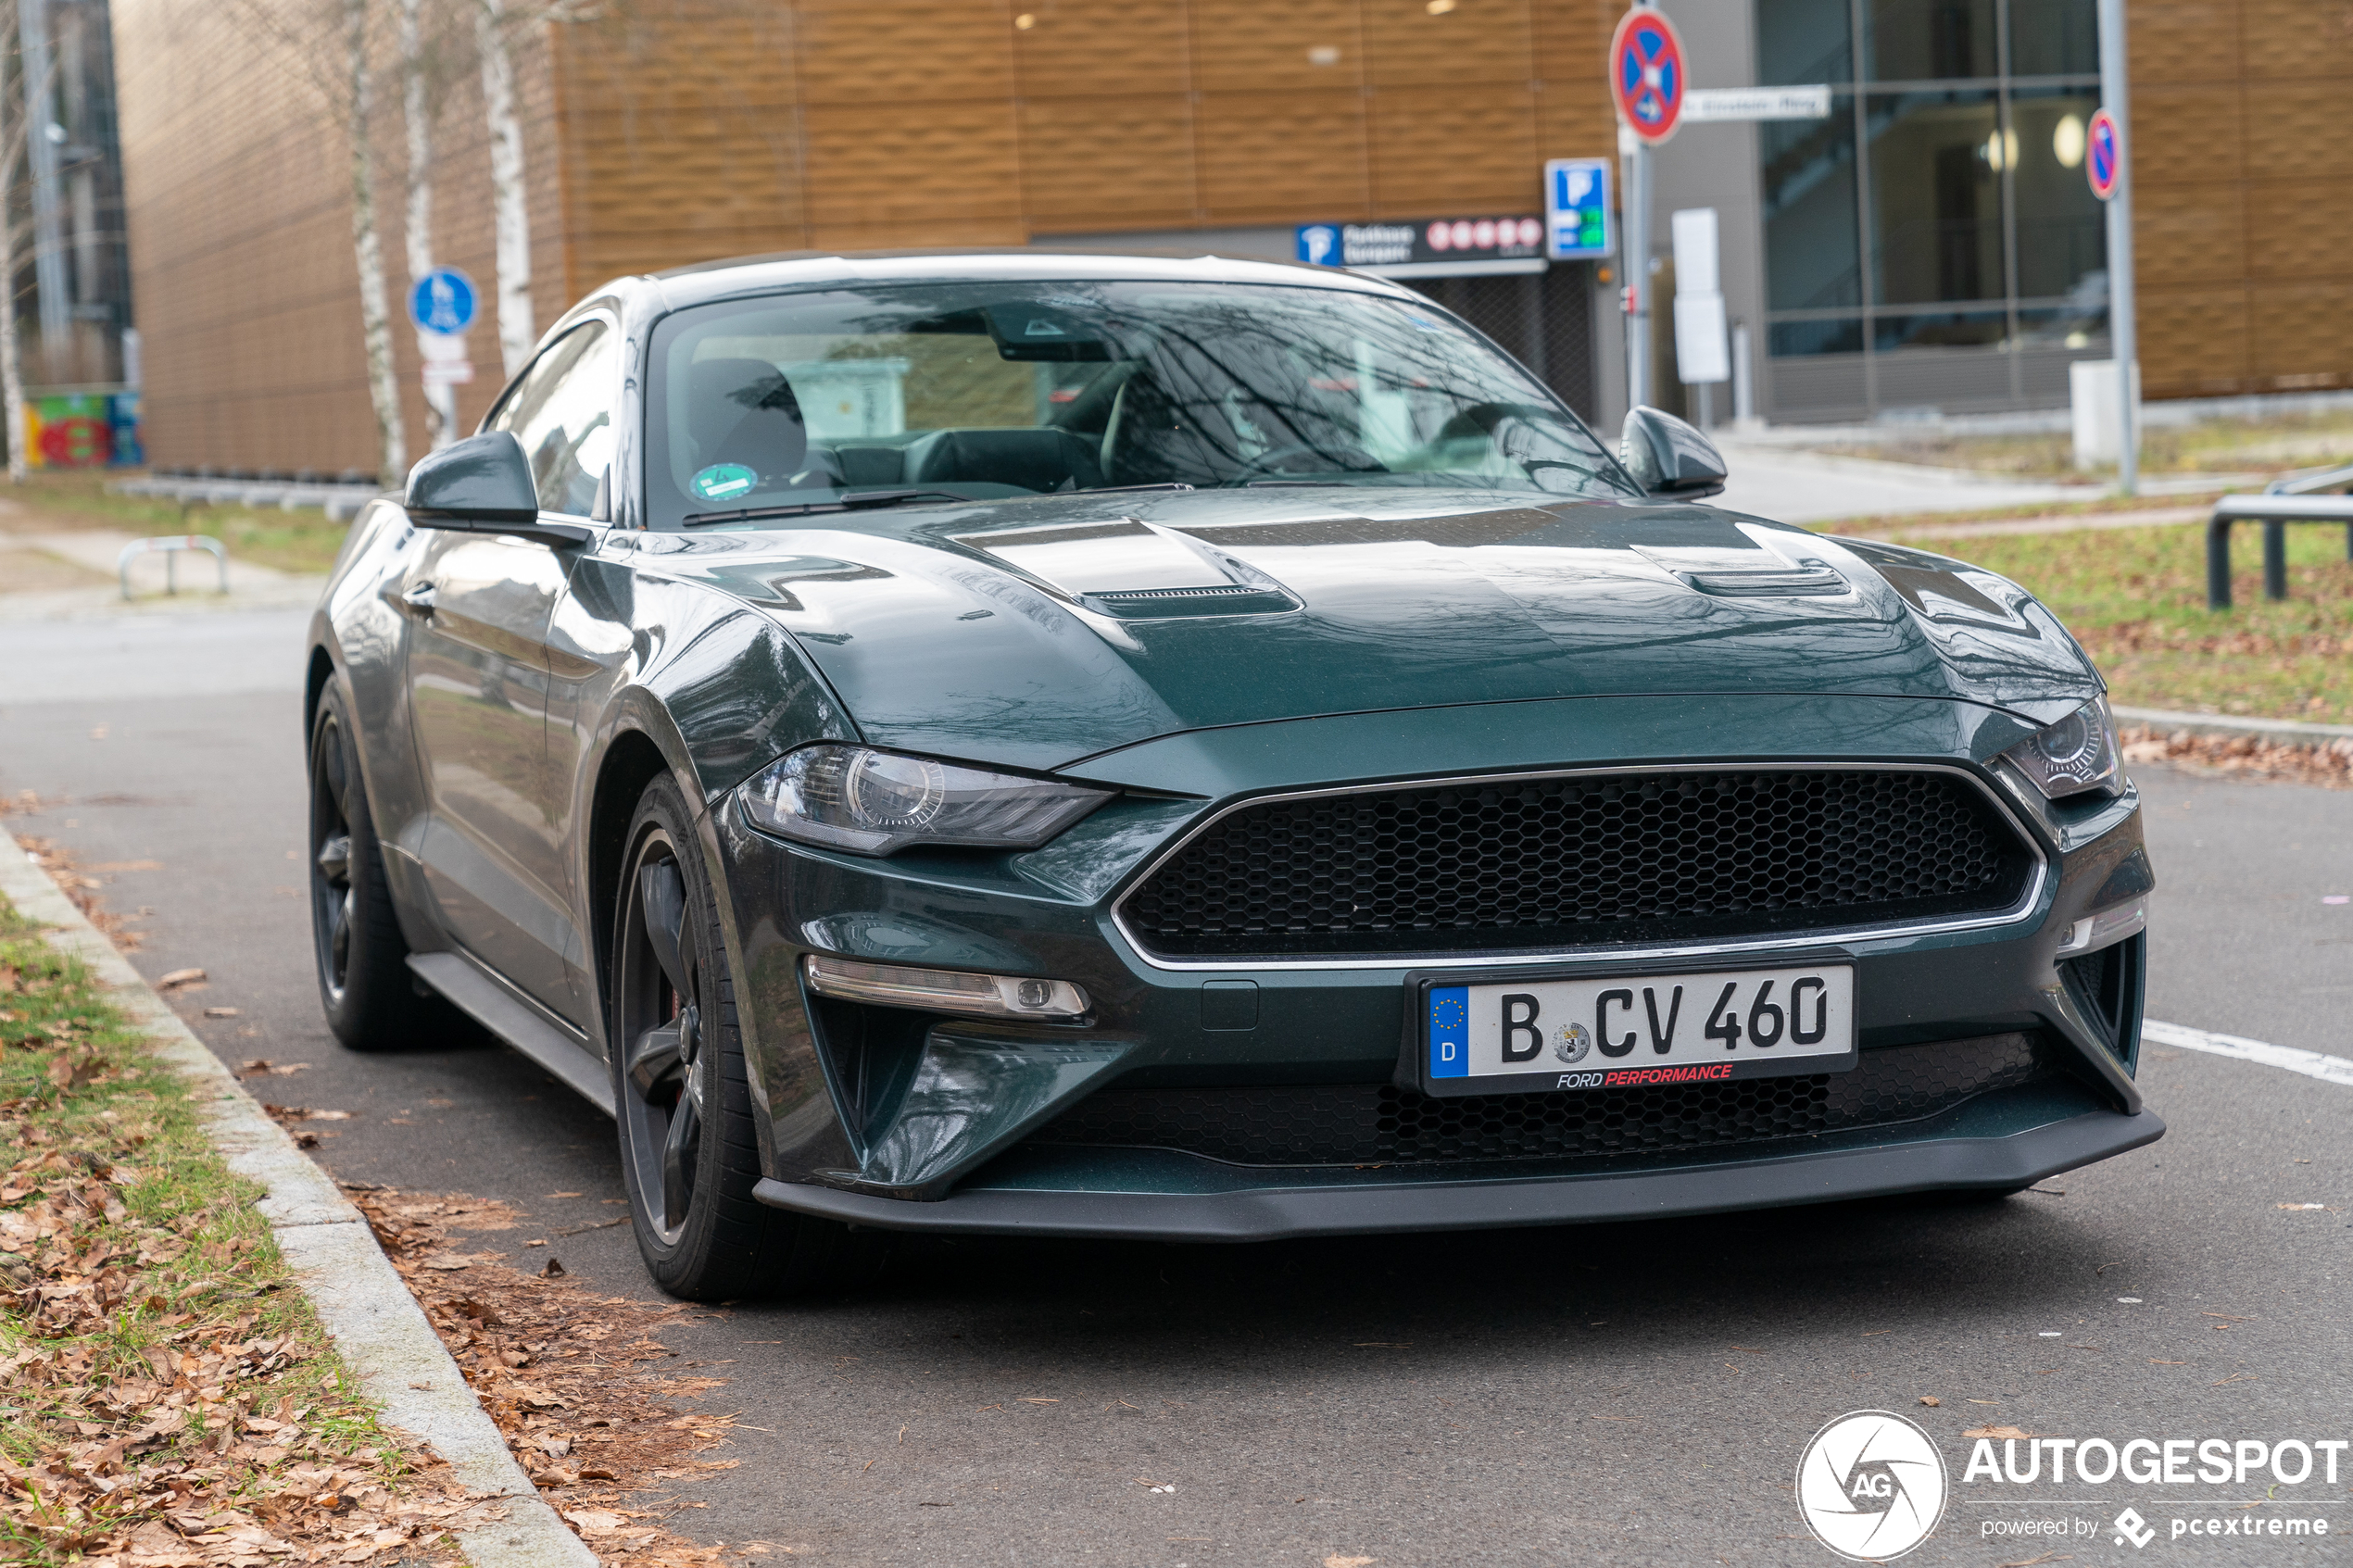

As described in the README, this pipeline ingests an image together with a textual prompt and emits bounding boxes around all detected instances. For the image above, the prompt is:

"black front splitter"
[752,1108,2164,1243]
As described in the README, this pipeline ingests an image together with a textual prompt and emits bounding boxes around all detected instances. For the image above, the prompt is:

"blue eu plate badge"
[1428,985,1469,1078]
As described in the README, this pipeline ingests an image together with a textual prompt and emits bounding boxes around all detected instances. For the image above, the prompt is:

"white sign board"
[1682,85,1831,123]
[1670,207,1729,385]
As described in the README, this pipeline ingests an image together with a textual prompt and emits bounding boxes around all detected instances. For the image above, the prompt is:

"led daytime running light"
[802,953,1091,1020]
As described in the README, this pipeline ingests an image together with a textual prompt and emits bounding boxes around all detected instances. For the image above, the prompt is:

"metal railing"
[111,475,385,522]
[2205,462,2353,609]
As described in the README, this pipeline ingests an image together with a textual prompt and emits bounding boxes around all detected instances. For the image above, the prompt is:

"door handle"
[401,581,437,616]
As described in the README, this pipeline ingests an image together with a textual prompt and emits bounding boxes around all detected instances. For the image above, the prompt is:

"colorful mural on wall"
[23,391,143,469]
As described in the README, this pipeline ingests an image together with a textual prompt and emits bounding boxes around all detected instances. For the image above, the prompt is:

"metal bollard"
[117,534,231,600]
[2207,519,2229,610]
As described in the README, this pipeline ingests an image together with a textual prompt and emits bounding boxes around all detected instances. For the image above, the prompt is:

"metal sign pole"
[1628,137,1652,410]
[2097,0,2138,496]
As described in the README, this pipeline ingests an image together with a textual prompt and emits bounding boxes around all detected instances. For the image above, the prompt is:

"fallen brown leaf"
[345,1186,740,1566]
[1918,1396,1941,1407]
[156,968,207,990]
[1963,1425,2039,1439]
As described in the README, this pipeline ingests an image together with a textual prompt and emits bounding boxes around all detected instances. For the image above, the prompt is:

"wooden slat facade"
[112,0,2348,472]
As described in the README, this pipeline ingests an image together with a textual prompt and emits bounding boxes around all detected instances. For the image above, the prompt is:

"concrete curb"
[2112,705,2353,745]
[0,823,598,1568]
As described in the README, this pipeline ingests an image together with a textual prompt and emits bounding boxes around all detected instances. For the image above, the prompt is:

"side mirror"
[403,432,593,545]
[1620,406,1728,500]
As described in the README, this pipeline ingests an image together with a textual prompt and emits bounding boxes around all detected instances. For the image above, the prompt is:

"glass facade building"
[1757,0,2108,418]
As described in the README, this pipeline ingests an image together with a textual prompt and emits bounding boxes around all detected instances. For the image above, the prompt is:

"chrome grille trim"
[1106,761,2049,972]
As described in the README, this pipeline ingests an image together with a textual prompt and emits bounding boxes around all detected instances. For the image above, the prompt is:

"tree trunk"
[398,0,454,448]
[478,0,533,380]
[348,0,406,483]
[0,0,30,481]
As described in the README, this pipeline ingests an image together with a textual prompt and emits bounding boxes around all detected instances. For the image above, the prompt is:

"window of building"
[1755,0,2104,416]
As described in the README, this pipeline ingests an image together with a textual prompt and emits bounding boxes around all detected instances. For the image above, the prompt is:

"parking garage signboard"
[1296,217,1547,279]
[1544,159,1614,260]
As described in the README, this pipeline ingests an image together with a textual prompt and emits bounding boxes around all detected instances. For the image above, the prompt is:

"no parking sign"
[1609,7,1688,144]
[2086,107,2121,201]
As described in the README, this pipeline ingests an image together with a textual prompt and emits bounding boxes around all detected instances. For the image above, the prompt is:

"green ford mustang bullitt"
[303,250,2158,1298]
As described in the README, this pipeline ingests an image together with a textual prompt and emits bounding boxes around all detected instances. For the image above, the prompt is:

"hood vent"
[1677,565,1848,597]
[1081,582,1300,619]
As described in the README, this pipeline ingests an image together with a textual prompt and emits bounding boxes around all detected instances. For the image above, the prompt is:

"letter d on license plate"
[1420,962,1856,1097]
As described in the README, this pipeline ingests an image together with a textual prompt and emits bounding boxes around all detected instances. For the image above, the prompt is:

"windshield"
[643,279,1635,528]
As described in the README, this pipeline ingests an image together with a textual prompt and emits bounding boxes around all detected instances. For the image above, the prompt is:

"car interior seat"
[1098,368,1223,486]
[686,358,809,481]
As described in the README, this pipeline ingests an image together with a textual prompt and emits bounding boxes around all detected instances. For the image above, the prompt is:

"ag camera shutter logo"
[1796,1411,1948,1561]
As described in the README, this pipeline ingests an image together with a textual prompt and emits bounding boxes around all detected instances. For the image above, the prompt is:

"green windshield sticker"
[690,462,757,502]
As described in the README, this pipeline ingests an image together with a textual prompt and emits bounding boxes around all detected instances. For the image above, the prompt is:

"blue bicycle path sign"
[409,268,478,336]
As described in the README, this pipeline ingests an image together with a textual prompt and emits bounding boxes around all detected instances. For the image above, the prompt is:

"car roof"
[614,247,1422,316]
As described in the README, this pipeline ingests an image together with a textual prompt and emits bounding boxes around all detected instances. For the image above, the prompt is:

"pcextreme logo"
[1795,1411,1950,1562]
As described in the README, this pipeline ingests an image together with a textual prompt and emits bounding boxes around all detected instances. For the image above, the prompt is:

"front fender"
[309,499,439,953]
[560,552,860,1171]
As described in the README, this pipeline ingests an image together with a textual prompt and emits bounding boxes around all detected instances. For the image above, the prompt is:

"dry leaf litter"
[0,909,484,1568]
[344,1187,753,1567]
[2120,724,2353,789]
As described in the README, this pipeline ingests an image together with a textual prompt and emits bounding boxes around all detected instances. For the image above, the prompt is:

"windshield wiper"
[683,488,973,527]
[1080,482,1196,495]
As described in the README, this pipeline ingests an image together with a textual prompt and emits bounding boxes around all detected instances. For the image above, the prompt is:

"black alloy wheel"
[616,831,708,1246]
[611,775,885,1298]
[307,684,435,1049]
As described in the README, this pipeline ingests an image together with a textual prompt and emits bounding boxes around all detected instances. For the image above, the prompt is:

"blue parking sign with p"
[410,267,477,335]
[1428,985,1469,1078]
[1544,157,1613,261]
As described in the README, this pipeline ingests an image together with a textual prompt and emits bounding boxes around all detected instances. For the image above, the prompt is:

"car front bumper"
[707,693,2158,1239]
[753,1098,2163,1240]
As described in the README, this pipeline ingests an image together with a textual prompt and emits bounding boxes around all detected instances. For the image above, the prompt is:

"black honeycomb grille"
[1027,1034,2046,1167]
[1123,769,2032,960]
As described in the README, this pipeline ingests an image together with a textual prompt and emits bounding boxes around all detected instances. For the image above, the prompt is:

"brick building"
[110,0,2353,476]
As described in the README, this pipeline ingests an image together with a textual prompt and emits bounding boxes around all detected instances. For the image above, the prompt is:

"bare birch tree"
[0,0,35,483]
[228,0,406,482]
[401,0,470,448]
[346,0,406,479]
[475,0,532,380]
[0,0,67,482]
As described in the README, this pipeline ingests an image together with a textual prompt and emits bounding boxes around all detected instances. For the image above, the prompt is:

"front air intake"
[1118,767,2037,961]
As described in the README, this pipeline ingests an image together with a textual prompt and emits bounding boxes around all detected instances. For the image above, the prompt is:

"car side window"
[487,321,616,518]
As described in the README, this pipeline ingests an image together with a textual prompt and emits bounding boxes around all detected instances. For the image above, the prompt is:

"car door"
[401,320,617,1019]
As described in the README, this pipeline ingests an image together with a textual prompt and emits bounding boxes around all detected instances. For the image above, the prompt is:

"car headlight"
[2002,697,2121,799]
[738,744,1113,855]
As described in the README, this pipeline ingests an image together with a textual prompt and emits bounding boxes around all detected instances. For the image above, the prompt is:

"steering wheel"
[1227,441,1389,483]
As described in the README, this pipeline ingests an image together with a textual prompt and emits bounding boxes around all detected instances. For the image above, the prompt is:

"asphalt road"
[3,604,2348,1567]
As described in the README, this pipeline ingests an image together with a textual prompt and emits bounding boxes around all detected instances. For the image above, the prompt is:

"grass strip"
[1,475,354,578]
[0,895,474,1568]
[1809,409,2353,483]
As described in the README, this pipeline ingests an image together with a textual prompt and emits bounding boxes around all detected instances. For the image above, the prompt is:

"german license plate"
[1420,962,1856,1097]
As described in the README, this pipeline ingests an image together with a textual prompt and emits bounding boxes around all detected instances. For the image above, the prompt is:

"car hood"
[638,487,2099,774]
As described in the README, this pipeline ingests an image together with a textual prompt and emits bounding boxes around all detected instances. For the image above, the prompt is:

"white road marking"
[2144,1020,2353,1088]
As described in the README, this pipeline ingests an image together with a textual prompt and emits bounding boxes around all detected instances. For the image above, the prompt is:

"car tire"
[611,773,887,1300]
[308,683,441,1050]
